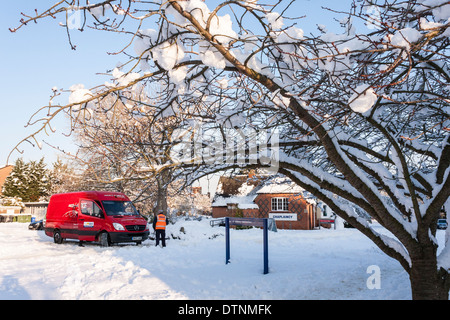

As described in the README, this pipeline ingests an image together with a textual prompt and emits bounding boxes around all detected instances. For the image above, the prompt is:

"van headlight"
[113,223,125,231]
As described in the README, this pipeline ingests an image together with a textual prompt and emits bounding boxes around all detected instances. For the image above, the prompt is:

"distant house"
[0,165,22,222]
[0,165,13,196]
[211,172,331,230]
[23,202,49,220]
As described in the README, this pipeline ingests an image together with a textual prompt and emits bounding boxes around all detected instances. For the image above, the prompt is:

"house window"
[271,197,289,211]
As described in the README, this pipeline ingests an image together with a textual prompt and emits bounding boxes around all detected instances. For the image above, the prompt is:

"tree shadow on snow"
[0,275,31,300]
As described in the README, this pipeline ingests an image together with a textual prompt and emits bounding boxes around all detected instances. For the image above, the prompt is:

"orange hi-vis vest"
[155,214,167,230]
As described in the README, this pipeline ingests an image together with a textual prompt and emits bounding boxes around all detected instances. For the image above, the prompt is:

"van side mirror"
[69,204,78,210]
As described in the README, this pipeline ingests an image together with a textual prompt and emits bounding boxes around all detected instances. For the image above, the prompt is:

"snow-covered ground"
[0,218,446,300]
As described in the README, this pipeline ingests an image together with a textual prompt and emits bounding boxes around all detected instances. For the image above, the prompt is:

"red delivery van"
[45,191,149,246]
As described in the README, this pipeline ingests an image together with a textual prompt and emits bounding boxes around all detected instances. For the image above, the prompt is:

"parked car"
[45,191,149,246]
[28,219,44,230]
[437,219,448,230]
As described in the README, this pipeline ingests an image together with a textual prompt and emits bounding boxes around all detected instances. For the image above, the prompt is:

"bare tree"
[67,81,194,214]
[50,158,83,194]
[10,0,450,299]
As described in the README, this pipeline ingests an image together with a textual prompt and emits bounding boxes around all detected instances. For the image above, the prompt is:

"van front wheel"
[53,230,63,244]
[99,232,110,247]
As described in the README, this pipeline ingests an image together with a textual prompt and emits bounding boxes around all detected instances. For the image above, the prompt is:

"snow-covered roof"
[212,174,311,209]
[214,175,260,196]
[212,174,261,209]
[211,195,259,209]
[256,177,304,194]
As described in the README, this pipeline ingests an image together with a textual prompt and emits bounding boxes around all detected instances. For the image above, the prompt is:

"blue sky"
[1,0,122,167]
[0,0,352,168]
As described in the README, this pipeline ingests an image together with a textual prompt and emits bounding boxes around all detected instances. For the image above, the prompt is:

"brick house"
[0,165,13,196]
[211,173,329,230]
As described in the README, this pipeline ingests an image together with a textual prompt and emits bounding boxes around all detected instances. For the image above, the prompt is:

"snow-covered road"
[2,218,441,300]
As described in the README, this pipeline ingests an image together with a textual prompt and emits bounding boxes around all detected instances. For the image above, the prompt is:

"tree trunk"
[409,258,449,300]
[154,170,171,214]
[154,182,168,214]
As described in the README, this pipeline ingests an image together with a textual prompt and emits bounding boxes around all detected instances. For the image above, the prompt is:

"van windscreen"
[102,201,139,216]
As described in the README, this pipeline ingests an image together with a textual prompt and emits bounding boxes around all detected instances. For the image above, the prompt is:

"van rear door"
[78,199,105,241]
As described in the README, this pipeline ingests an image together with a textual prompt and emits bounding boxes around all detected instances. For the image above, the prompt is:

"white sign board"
[269,213,297,221]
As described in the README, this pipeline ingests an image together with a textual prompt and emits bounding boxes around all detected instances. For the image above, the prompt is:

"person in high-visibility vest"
[152,210,168,247]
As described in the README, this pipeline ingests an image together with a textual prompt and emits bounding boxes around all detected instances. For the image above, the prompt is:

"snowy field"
[1,218,446,300]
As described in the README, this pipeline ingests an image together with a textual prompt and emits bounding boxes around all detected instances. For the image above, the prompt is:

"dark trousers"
[155,230,166,247]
